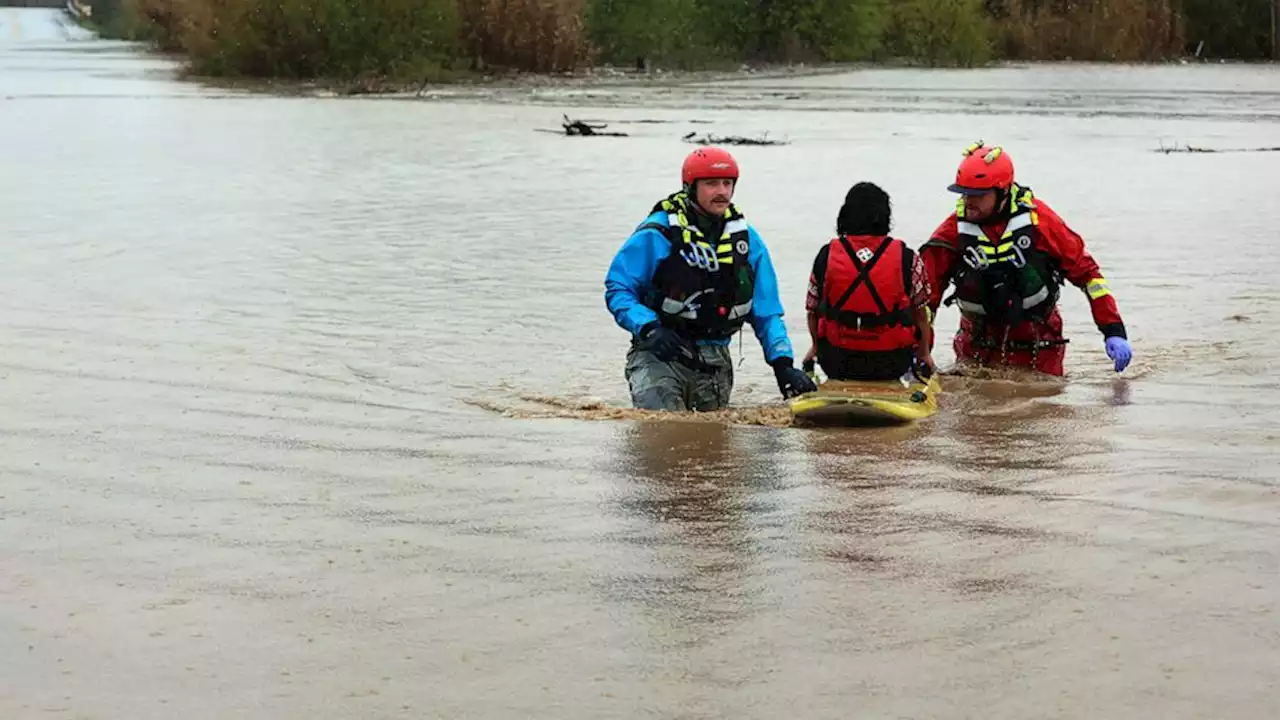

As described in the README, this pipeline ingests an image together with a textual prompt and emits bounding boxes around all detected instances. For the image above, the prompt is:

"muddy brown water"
[3,12,1280,718]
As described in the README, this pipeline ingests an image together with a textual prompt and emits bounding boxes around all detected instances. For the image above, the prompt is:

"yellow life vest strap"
[658,193,747,267]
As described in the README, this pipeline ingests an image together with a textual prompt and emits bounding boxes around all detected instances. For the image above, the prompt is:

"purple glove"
[1105,336,1132,372]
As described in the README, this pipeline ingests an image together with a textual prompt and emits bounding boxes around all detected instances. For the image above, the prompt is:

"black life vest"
[946,184,1062,325]
[641,192,755,339]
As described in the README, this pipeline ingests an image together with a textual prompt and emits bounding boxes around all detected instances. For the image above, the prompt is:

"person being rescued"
[802,181,936,383]
[920,141,1133,377]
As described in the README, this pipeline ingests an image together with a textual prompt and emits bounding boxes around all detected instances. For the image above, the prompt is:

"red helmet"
[682,147,739,186]
[948,142,1014,195]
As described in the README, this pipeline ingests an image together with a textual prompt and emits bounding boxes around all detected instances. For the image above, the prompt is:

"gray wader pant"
[625,343,734,412]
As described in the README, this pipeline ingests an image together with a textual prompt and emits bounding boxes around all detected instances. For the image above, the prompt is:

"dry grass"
[998,0,1184,60]
[114,0,588,78]
[459,0,590,72]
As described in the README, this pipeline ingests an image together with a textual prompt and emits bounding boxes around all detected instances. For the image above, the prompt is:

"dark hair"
[836,181,892,236]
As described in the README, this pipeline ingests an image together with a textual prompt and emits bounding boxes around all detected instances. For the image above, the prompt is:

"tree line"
[86,0,1277,81]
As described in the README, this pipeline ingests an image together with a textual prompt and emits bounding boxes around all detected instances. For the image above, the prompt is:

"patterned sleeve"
[804,245,828,312]
[910,251,932,308]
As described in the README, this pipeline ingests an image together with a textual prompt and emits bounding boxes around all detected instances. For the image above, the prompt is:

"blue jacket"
[604,210,795,364]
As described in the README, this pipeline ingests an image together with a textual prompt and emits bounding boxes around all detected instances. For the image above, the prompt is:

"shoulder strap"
[830,235,895,315]
[900,241,915,305]
[651,191,687,215]
[827,236,862,313]
[1010,183,1035,211]
[922,237,957,253]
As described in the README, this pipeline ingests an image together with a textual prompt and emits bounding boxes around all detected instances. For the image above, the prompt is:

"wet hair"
[836,181,892,236]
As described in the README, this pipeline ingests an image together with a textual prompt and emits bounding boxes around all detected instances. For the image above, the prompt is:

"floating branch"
[534,114,629,137]
[682,131,789,146]
[1156,141,1280,154]
[578,118,714,125]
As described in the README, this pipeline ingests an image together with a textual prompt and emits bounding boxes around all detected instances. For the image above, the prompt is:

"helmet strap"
[996,188,1011,216]
[683,181,707,216]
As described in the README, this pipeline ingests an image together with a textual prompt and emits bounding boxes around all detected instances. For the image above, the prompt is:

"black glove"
[637,322,686,363]
[772,357,817,398]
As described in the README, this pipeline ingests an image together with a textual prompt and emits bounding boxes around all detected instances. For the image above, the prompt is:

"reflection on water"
[608,422,760,627]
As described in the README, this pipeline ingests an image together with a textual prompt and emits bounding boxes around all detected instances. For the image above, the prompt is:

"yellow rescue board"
[789,375,942,426]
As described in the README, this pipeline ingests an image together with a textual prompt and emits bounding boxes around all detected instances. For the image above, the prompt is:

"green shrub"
[884,0,993,66]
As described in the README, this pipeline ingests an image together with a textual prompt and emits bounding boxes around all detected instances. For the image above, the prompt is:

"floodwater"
[3,7,1280,718]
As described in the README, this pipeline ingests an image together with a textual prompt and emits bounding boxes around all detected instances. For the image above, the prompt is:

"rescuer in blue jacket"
[604,147,815,411]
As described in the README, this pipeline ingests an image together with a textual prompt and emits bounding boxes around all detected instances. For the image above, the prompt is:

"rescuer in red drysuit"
[920,141,1133,376]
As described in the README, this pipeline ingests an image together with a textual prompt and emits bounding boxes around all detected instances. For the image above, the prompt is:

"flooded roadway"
[2,8,1280,717]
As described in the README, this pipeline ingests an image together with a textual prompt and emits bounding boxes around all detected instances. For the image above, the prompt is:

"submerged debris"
[1156,141,1280,154]
[579,118,714,125]
[534,116,787,144]
[535,114,629,137]
[681,131,789,146]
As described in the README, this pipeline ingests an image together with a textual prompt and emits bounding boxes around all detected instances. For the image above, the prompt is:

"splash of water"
[463,393,796,427]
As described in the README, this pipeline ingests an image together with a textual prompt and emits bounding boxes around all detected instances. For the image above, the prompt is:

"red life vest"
[817,234,917,353]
